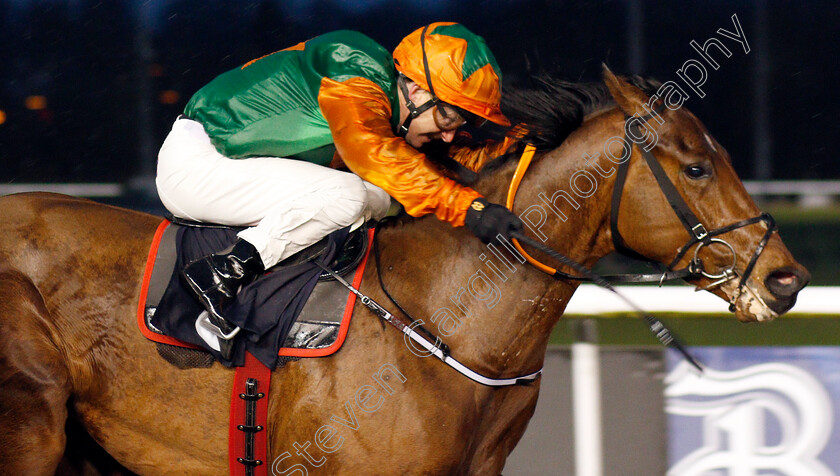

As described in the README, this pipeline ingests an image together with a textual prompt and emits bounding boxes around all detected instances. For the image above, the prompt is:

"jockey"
[156,22,523,346]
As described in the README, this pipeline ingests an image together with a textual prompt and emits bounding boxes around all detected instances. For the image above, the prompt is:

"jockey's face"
[400,83,464,148]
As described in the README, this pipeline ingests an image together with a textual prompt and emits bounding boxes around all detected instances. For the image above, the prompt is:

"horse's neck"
[478,108,621,270]
[381,115,621,377]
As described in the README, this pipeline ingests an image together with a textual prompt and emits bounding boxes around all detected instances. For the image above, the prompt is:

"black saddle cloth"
[151,224,352,369]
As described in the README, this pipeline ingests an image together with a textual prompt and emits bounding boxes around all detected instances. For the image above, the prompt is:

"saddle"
[137,218,374,370]
[134,218,375,475]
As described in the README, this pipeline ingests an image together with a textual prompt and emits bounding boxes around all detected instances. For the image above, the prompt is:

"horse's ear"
[601,63,651,117]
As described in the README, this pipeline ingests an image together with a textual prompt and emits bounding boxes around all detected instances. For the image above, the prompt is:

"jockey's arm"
[318,77,481,227]
[447,136,516,173]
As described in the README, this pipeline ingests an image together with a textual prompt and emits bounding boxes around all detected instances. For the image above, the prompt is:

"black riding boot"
[182,239,264,358]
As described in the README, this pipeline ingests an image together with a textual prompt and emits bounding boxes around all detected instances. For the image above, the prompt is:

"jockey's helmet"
[393,22,510,128]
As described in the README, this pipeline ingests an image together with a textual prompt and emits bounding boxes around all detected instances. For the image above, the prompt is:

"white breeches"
[155,118,391,268]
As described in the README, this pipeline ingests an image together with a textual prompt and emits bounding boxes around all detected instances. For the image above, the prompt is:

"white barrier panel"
[565,285,840,315]
[666,347,840,475]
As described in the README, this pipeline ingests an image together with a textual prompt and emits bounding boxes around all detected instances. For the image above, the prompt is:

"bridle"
[507,102,778,304]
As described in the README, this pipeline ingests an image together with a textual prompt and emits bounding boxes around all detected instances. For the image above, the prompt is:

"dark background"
[1,0,837,186]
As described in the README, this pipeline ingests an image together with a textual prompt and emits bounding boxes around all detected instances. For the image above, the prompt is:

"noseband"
[508,103,778,301]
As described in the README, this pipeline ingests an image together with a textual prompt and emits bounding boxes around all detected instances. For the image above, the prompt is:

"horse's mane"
[482,74,662,173]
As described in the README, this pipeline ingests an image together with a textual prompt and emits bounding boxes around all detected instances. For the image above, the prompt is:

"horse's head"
[601,66,809,322]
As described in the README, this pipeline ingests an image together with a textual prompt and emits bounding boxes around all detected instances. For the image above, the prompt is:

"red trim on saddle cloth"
[136,219,374,357]
[230,351,271,476]
[136,219,202,348]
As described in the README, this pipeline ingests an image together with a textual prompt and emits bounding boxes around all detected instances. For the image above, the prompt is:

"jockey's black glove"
[464,198,524,244]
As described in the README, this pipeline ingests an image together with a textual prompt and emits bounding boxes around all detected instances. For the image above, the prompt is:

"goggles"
[433,102,486,131]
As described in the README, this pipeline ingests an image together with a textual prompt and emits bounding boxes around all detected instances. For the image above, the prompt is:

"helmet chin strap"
[397,25,439,138]
[396,74,437,138]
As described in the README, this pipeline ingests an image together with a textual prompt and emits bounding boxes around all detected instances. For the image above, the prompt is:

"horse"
[0,67,809,475]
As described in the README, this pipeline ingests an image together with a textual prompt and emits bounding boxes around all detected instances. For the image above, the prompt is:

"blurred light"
[0,110,6,125]
[25,95,48,111]
[149,63,165,77]
[159,90,181,105]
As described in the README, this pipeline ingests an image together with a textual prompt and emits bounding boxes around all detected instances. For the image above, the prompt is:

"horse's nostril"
[765,267,808,299]
[772,272,796,287]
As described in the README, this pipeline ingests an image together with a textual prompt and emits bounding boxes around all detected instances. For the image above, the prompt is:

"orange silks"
[318,76,482,226]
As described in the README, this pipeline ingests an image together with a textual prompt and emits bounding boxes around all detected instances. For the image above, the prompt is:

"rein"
[510,231,702,371]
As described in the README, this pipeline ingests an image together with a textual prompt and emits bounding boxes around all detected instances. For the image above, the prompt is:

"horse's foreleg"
[0,270,72,475]
[465,386,541,475]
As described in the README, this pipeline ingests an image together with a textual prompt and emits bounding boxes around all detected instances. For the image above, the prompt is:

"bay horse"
[0,68,808,475]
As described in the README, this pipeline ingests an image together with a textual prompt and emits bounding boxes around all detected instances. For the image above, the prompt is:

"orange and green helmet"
[393,22,510,127]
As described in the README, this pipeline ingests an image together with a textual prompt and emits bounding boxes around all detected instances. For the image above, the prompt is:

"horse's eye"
[685,164,710,179]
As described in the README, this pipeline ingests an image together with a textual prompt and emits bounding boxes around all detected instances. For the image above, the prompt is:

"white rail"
[565,285,840,315]
[744,180,840,207]
[743,180,840,196]
[0,183,125,197]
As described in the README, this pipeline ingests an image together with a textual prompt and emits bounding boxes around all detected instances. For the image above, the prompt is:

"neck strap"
[505,144,557,273]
